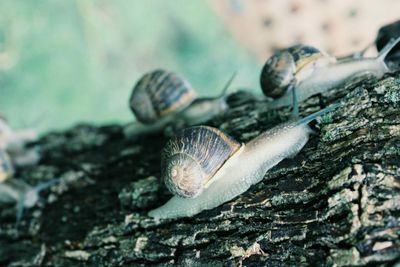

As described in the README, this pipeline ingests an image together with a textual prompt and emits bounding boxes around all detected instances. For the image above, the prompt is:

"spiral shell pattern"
[129,69,196,124]
[162,126,241,198]
[260,45,326,98]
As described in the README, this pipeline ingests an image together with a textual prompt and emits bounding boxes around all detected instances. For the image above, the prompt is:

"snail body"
[0,149,56,225]
[0,149,14,183]
[124,69,234,138]
[149,104,340,219]
[0,118,39,166]
[0,177,39,209]
[178,96,229,125]
[261,37,400,108]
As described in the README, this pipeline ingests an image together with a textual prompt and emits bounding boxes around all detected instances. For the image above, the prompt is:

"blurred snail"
[0,117,40,166]
[0,149,14,183]
[260,37,400,108]
[148,101,341,219]
[376,20,400,69]
[124,69,235,138]
[0,149,57,226]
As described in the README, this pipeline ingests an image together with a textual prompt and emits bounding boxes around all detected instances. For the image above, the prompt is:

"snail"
[376,20,400,69]
[0,149,57,226]
[0,148,14,183]
[148,101,341,219]
[260,37,400,108]
[124,69,235,138]
[0,117,40,166]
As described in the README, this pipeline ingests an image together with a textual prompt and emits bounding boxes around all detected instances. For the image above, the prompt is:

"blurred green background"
[0,0,259,134]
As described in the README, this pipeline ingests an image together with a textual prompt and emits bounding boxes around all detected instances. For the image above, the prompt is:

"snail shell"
[129,69,197,124]
[0,150,13,183]
[260,45,335,98]
[162,126,242,198]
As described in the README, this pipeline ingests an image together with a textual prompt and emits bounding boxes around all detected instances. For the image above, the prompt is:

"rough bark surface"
[0,72,400,267]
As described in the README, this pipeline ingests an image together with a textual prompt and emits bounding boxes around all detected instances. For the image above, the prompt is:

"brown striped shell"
[260,45,333,98]
[129,69,197,124]
[0,150,13,183]
[162,126,242,198]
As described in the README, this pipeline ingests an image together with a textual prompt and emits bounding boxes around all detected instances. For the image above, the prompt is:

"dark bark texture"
[0,72,400,267]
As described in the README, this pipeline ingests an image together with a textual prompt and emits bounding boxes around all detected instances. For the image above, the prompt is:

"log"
[0,72,399,267]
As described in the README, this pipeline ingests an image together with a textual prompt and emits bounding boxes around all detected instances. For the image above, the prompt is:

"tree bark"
[0,72,399,267]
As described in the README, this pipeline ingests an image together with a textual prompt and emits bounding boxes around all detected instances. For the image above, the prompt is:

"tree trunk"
[0,73,399,267]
